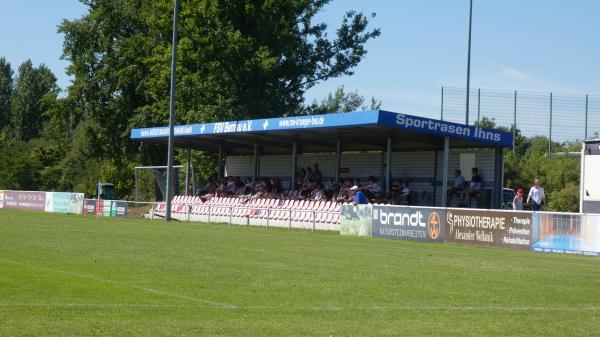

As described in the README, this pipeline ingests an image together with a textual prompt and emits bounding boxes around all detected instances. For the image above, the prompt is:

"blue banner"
[131,111,380,139]
[131,110,513,147]
[372,205,445,242]
[377,111,513,147]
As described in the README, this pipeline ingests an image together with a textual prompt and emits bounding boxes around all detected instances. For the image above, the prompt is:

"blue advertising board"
[372,205,444,242]
[131,111,380,139]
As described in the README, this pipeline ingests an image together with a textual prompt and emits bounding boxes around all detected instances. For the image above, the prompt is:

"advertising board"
[340,204,372,237]
[82,199,128,217]
[46,192,85,214]
[0,190,4,208]
[84,199,97,215]
[372,205,444,242]
[531,212,600,256]
[112,200,128,217]
[445,209,532,249]
[3,191,46,211]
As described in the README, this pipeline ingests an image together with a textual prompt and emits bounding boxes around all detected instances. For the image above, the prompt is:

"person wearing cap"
[351,185,368,205]
[512,188,525,210]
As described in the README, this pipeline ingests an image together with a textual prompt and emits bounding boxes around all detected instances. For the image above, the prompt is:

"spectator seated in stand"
[323,179,341,200]
[312,163,322,184]
[253,178,268,197]
[447,169,466,205]
[400,181,411,205]
[269,178,282,198]
[365,176,382,199]
[460,167,482,206]
[226,176,237,195]
[215,180,227,197]
[198,178,218,199]
[391,179,401,193]
[301,166,316,198]
[243,177,254,195]
[336,179,353,202]
[351,185,368,205]
[311,183,325,201]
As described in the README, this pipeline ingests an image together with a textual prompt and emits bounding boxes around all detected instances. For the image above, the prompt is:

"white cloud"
[501,67,528,80]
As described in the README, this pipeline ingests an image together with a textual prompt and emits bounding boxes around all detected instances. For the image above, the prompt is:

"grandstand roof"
[130,110,513,155]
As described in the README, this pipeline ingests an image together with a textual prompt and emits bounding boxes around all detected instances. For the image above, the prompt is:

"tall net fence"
[441,87,600,149]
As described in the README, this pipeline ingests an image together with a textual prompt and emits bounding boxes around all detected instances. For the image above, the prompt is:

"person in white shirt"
[527,178,546,211]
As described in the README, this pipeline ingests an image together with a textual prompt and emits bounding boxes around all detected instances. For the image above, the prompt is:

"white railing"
[150,203,341,231]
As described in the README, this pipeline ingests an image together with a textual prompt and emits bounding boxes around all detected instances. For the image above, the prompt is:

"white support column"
[385,137,392,193]
[441,137,450,207]
[493,147,504,209]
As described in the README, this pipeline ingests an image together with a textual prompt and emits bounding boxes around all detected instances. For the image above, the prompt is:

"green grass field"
[1,209,600,337]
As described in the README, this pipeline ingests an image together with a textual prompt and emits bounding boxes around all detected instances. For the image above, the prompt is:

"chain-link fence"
[441,87,600,151]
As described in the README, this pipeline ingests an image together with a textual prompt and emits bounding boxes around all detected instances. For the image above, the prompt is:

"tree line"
[0,0,582,212]
[0,0,380,198]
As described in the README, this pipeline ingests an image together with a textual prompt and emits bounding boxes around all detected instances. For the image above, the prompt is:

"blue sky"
[1,0,599,118]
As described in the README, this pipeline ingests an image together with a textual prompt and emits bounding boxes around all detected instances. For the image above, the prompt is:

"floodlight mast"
[165,0,181,221]
[465,0,473,125]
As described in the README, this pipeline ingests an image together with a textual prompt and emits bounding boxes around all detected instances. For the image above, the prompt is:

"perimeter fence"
[441,87,600,153]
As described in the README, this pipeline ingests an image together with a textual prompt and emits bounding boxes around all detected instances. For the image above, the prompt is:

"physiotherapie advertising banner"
[3,191,46,211]
[445,209,532,249]
[340,204,372,237]
[372,205,444,242]
[531,213,600,256]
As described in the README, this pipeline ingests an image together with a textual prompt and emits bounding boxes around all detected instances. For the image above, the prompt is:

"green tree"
[0,138,42,190]
[304,86,382,114]
[10,60,59,141]
[58,0,380,197]
[0,57,12,130]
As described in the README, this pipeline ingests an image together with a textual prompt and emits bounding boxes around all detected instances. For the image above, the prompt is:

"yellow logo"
[428,211,441,240]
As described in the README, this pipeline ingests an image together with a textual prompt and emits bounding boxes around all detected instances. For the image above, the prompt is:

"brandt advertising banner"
[3,191,46,211]
[445,209,532,249]
[531,213,600,256]
[372,205,444,242]
[340,204,372,237]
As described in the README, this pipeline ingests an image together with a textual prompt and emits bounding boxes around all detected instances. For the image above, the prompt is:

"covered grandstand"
[131,110,513,225]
